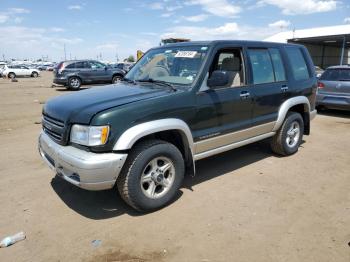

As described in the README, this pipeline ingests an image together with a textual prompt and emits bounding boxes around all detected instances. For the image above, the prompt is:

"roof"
[264,24,350,43]
[156,40,296,48]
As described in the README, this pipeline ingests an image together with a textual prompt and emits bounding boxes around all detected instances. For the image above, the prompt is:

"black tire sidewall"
[281,113,304,155]
[112,76,121,83]
[68,77,81,90]
[32,72,38,77]
[127,143,184,211]
[8,73,15,78]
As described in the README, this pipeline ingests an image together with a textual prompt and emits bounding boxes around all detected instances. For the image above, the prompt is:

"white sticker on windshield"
[175,51,197,58]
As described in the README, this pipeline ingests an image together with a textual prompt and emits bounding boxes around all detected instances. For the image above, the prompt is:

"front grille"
[42,113,67,144]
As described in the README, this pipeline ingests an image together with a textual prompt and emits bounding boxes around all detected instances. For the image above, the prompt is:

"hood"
[43,83,172,124]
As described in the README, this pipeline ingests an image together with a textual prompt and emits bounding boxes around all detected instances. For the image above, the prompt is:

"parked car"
[2,65,40,78]
[113,62,134,72]
[315,66,324,78]
[53,60,126,90]
[39,40,317,211]
[317,65,350,110]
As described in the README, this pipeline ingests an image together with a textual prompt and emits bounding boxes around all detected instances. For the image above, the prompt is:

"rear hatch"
[318,68,350,96]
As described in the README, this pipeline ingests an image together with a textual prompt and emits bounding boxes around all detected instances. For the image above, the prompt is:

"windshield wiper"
[137,78,177,92]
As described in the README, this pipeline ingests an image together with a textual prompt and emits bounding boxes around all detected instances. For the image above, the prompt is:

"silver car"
[317,65,350,110]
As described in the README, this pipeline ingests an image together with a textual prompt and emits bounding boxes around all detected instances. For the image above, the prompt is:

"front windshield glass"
[125,45,209,86]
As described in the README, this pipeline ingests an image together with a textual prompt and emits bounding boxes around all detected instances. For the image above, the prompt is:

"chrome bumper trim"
[38,131,127,191]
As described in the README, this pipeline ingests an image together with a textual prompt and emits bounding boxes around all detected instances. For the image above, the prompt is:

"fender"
[272,96,310,132]
[113,118,194,152]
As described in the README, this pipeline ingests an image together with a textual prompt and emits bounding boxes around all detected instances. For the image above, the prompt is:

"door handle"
[240,91,250,99]
[281,85,288,92]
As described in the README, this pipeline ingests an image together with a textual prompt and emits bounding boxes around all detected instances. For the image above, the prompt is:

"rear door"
[247,47,288,127]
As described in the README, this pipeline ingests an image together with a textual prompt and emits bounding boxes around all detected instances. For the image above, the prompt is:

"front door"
[193,47,253,154]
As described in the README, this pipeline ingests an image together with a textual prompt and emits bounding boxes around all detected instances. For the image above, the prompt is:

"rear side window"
[285,47,310,81]
[248,49,274,84]
[65,63,76,69]
[269,48,286,82]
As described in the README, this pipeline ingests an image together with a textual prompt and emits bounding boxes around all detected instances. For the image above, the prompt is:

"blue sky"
[0,0,349,62]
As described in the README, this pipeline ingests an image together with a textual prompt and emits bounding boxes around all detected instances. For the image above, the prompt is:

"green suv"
[39,41,317,211]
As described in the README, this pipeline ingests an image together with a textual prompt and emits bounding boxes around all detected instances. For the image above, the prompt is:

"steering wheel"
[149,65,170,79]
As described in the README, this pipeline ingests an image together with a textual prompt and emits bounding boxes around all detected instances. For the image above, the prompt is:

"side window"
[248,49,274,84]
[65,63,76,69]
[209,49,244,87]
[74,62,84,68]
[90,61,105,69]
[269,48,286,82]
[285,47,310,81]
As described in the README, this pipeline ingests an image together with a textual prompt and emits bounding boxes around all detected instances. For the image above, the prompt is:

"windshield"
[125,45,209,86]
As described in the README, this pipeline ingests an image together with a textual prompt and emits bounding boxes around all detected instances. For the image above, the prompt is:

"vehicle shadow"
[317,108,350,119]
[50,139,292,219]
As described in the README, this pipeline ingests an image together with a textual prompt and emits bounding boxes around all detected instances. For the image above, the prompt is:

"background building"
[265,25,350,69]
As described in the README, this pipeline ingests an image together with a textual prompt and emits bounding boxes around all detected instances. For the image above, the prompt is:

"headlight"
[70,125,109,146]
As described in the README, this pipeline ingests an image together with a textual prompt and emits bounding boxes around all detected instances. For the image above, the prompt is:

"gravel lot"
[0,72,349,262]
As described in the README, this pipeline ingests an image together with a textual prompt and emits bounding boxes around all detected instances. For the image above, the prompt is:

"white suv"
[2,65,40,78]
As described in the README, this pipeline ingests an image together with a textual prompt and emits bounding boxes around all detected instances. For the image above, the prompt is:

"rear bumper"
[317,93,350,110]
[38,131,127,190]
[53,77,68,86]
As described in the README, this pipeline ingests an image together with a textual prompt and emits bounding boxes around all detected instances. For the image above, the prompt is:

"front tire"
[31,71,38,78]
[117,139,185,212]
[68,76,81,90]
[112,75,121,84]
[271,112,304,156]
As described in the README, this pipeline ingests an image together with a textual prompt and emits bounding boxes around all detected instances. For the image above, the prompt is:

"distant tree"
[127,55,135,62]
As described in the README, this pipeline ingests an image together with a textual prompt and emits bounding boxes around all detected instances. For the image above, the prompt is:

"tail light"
[57,63,64,74]
[318,82,325,89]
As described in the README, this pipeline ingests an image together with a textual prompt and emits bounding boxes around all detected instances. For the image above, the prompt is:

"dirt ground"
[0,72,349,262]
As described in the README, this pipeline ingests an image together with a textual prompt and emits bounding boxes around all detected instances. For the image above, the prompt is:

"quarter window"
[285,47,310,81]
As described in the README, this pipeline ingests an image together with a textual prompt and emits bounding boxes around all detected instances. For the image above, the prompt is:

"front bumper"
[38,131,127,190]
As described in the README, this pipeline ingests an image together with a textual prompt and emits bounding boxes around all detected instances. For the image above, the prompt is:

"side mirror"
[207,70,230,88]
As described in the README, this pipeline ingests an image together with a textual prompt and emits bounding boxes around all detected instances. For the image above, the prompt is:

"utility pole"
[64,44,66,60]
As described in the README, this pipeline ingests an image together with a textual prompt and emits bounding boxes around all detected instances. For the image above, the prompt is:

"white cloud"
[13,17,23,24]
[268,20,291,29]
[162,23,240,40]
[162,22,283,41]
[0,14,9,23]
[50,27,65,32]
[259,0,337,15]
[68,5,82,10]
[184,14,209,22]
[344,17,350,24]
[149,2,164,10]
[8,8,30,14]
[184,0,241,17]
[96,42,119,50]
[161,12,174,17]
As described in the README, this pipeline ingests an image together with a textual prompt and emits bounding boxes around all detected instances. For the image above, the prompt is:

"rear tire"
[271,112,304,156]
[117,139,185,212]
[68,76,81,90]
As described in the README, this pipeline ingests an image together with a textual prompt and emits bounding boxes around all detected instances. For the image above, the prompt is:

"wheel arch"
[273,96,311,135]
[113,119,195,175]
